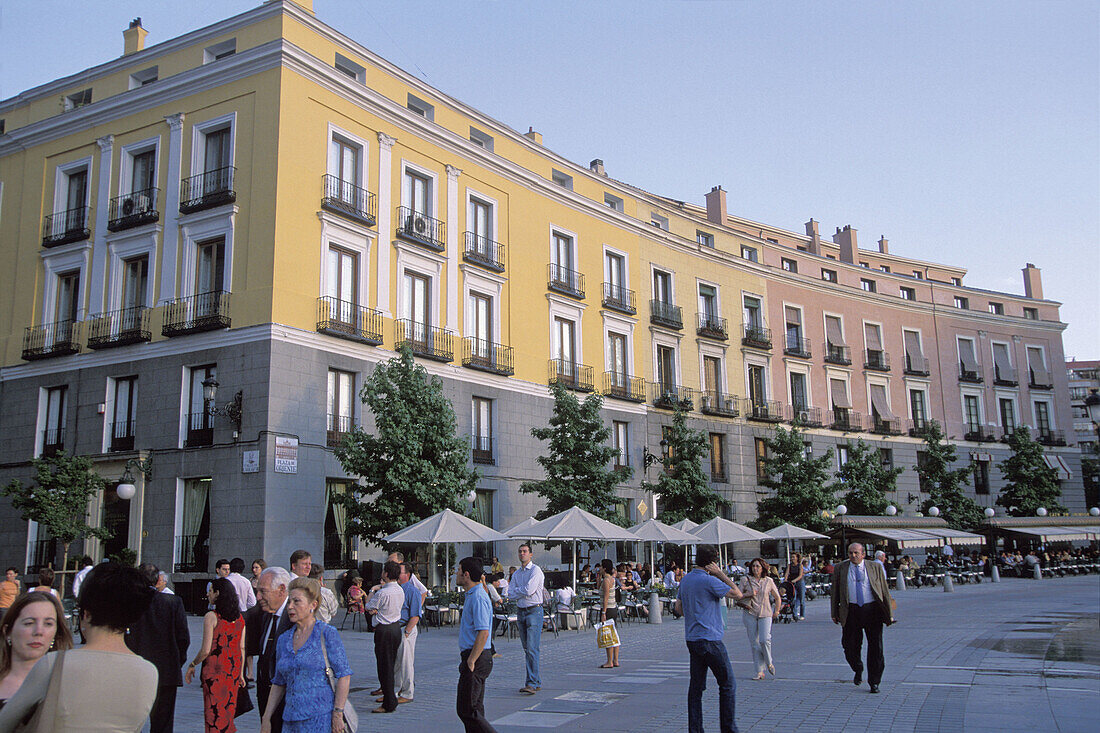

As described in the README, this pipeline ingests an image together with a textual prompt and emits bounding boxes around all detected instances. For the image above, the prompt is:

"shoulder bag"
[16,651,65,732]
[319,629,358,733]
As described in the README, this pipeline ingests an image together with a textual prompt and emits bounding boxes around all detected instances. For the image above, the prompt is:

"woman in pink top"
[738,558,782,680]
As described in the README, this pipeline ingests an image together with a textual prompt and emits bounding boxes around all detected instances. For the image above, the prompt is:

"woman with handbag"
[261,577,353,733]
[597,559,620,669]
[0,592,74,709]
[738,558,782,681]
[185,577,245,732]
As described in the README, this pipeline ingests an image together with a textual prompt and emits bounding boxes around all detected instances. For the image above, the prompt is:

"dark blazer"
[831,560,894,626]
[257,608,293,687]
[126,591,190,686]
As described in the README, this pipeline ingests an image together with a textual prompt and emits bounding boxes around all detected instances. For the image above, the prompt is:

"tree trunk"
[59,543,70,600]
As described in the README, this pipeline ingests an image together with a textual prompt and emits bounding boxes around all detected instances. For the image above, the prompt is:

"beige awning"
[864,323,883,351]
[869,384,895,420]
[825,316,846,347]
[919,528,985,547]
[830,378,851,409]
[859,528,943,549]
[903,330,924,362]
[992,344,1016,381]
[1027,348,1051,385]
[959,339,980,372]
[1000,526,1096,542]
[785,306,802,326]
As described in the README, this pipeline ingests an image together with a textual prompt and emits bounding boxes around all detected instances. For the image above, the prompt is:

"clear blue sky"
[3,1,1096,357]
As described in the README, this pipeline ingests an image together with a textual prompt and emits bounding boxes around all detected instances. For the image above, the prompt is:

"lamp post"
[984,507,999,582]
[201,378,243,434]
[115,456,153,501]
[927,506,954,592]
[835,504,848,554]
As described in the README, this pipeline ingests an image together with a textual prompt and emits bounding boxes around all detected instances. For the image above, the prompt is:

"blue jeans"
[686,639,737,733]
[516,606,543,688]
[794,580,806,617]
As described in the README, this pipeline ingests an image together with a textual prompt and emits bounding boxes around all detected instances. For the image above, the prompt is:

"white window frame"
[327,123,369,187]
[959,387,986,432]
[548,297,586,365]
[179,207,235,299]
[994,391,1019,431]
[34,386,67,458]
[462,267,503,343]
[318,215,374,309]
[863,320,884,355]
[742,290,766,328]
[465,187,498,242]
[118,137,160,196]
[785,363,813,409]
[106,230,158,312]
[604,193,624,212]
[1025,343,1049,381]
[172,478,186,567]
[653,331,682,387]
[189,112,236,177]
[128,66,158,89]
[551,169,573,191]
[396,246,443,328]
[53,156,93,215]
[990,339,1015,381]
[906,385,930,422]
[549,224,579,270]
[1031,397,1056,430]
[406,93,435,121]
[602,310,636,374]
[743,352,770,401]
[334,52,366,83]
[697,279,721,318]
[650,265,675,304]
[827,372,852,411]
[696,230,715,248]
[650,213,669,231]
[400,160,439,218]
[102,375,138,453]
[469,127,494,152]
[698,342,728,395]
[203,39,236,64]
[40,246,90,324]
[602,245,630,292]
[865,375,893,418]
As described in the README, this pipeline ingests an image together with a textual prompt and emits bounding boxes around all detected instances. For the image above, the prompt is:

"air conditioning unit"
[724,397,739,415]
[407,212,428,235]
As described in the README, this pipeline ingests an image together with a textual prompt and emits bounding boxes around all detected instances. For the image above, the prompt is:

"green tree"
[915,420,984,530]
[836,440,903,516]
[521,383,632,523]
[752,425,836,533]
[2,452,112,598]
[996,426,1065,516]
[644,403,727,524]
[334,346,479,545]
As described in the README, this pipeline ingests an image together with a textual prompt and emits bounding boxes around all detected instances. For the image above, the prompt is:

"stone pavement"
[166,574,1098,732]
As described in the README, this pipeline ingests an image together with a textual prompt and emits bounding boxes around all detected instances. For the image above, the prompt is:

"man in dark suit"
[831,542,895,693]
[255,565,293,732]
[126,563,190,733]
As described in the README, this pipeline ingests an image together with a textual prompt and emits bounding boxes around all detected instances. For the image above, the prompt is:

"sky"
[2,1,1097,357]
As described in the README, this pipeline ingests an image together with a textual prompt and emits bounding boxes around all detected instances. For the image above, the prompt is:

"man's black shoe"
[869,684,880,693]
[853,671,862,685]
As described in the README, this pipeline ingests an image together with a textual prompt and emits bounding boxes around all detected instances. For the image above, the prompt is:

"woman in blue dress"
[260,577,351,733]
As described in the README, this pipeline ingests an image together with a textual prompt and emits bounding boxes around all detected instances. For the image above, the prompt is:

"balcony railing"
[472,435,494,465]
[175,533,208,573]
[959,362,984,384]
[548,264,585,299]
[327,414,356,448]
[783,336,811,359]
[908,418,933,438]
[904,355,930,376]
[742,398,782,422]
[963,424,996,443]
[163,291,231,336]
[602,283,636,315]
[700,390,739,418]
[824,343,852,366]
[22,320,83,361]
[548,359,594,392]
[864,350,891,372]
[395,320,454,362]
[1028,371,1053,390]
[742,325,772,349]
[321,174,377,226]
[180,166,236,213]
[396,206,445,251]
[185,412,214,448]
[316,297,383,345]
[786,404,823,427]
[109,419,135,452]
[42,206,91,247]
[41,427,65,457]
[651,383,694,411]
[108,188,159,231]
[1038,429,1067,447]
[602,372,646,402]
[697,313,728,340]
[999,427,1022,443]
[650,299,683,329]
[87,307,151,349]
[462,338,514,376]
[324,533,355,569]
[463,232,505,271]
[831,409,865,432]
[993,366,1018,387]
[870,415,904,435]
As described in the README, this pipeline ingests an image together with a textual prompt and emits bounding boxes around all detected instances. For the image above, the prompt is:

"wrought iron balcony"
[185,412,214,448]
[180,166,235,213]
[831,409,865,432]
[327,414,356,448]
[108,188,159,231]
[999,427,1020,443]
[324,533,355,569]
[1028,371,1053,390]
[549,359,594,392]
[651,382,694,411]
[463,232,505,272]
[1038,429,1067,446]
[870,415,904,435]
[602,283,636,315]
[742,325,772,350]
[472,435,495,465]
[908,418,933,438]
[963,424,996,443]
[321,175,377,226]
[650,300,683,329]
[23,320,83,361]
[109,420,135,452]
[697,313,728,340]
[824,343,852,366]
[175,533,208,573]
[958,362,984,384]
[742,398,782,422]
[864,349,891,372]
[548,264,585,299]
[904,355,930,376]
[316,297,383,345]
[783,336,811,359]
[41,427,65,457]
[462,338,514,376]
[993,365,1018,387]
[396,206,445,251]
[87,307,151,349]
[42,206,91,247]
[786,404,823,427]
[700,390,739,418]
[163,291,231,336]
[602,372,646,402]
[395,319,453,362]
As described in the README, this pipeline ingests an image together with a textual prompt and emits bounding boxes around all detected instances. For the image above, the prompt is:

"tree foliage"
[836,439,903,516]
[995,426,1065,516]
[521,383,632,523]
[334,346,479,545]
[915,420,984,530]
[752,425,836,533]
[644,403,727,524]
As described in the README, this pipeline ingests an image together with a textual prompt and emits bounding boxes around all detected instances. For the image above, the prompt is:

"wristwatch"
[332,707,343,713]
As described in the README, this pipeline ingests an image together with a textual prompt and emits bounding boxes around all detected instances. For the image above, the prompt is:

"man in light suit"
[255,566,294,732]
[831,542,894,694]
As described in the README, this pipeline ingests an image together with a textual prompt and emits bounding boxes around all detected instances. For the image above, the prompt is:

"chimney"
[1022,263,1043,300]
[123,18,148,56]
[589,159,606,176]
[704,186,727,225]
[833,225,857,264]
[877,235,889,254]
[804,219,821,255]
[524,126,543,145]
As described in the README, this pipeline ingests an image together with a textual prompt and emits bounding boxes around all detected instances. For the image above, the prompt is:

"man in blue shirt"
[505,543,545,694]
[456,557,497,733]
[675,544,752,733]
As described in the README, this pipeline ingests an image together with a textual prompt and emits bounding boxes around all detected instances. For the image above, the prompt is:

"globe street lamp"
[836,504,848,552]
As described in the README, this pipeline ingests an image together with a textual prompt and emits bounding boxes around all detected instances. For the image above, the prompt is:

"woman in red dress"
[186,577,246,732]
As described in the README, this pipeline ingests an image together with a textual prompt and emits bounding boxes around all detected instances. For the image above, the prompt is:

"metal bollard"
[1033,564,1042,580]
[895,570,906,591]
[990,565,1000,583]
[943,570,954,592]
[648,591,662,624]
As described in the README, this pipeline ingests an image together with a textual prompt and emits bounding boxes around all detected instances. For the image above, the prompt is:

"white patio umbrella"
[690,517,771,568]
[669,519,700,565]
[764,523,829,565]
[501,516,539,537]
[384,508,510,588]
[508,506,639,590]
[629,519,700,584]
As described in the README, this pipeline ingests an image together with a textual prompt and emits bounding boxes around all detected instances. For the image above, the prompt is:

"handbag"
[16,651,65,732]
[319,629,358,733]
[595,619,620,649]
[234,682,255,718]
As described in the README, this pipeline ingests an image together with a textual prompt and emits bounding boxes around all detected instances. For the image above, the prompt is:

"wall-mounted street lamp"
[116,456,153,501]
[642,439,669,477]
[202,378,243,434]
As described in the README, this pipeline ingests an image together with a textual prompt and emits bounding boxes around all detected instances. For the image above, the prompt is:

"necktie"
[262,613,277,654]
[854,565,864,606]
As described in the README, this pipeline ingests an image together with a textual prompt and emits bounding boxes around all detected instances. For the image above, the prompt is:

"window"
[196,239,226,295]
[662,425,674,462]
[988,302,1004,315]
[110,376,137,452]
[404,169,432,217]
[324,480,355,567]
[61,165,88,223]
[327,369,355,446]
[332,135,361,190]
[42,386,68,456]
[203,39,236,63]
[754,437,768,480]
[326,245,358,311]
[472,397,493,464]
[954,296,969,309]
[748,364,766,404]
[860,278,876,293]
[1026,346,1051,387]
[469,127,494,152]
[657,345,676,389]
[554,316,577,370]
[909,389,928,429]
[999,398,1016,433]
[789,372,808,412]
[830,377,851,415]
[781,258,797,273]
[604,193,624,212]
[880,265,891,273]
[697,231,714,248]
[698,284,718,319]
[186,364,216,447]
[130,149,156,194]
[821,268,837,283]
[702,356,722,399]
[879,448,894,470]
[837,444,850,469]
[551,169,573,190]
[406,93,435,120]
[129,66,158,89]
[709,433,726,482]
[742,295,763,329]
[613,421,629,468]
[900,286,915,300]
[1034,401,1051,436]
[121,256,149,311]
[608,332,628,386]
[176,478,211,572]
[552,232,577,289]
[951,277,962,286]
[917,451,932,492]
[56,270,81,324]
[403,270,431,335]
[1023,307,1039,320]
[334,53,366,83]
[653,270,672,304]
[784,306,804,353]
[202,126,232,174]
[974,460,990,494]
[864,323,885,368]
[741,246,758,262]
[63,88,92,111]
[859,261,869,268]
[963,395,982,435]
[913,270,923,279]
[651,213,669,231]
[992,342,1015,383]
[958,337,981,379]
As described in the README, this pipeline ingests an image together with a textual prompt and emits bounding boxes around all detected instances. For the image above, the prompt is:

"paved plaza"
[167,574,1098,732]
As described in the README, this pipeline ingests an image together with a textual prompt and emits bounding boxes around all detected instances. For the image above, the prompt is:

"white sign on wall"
[274,436,298,474]
[242,450,260,473]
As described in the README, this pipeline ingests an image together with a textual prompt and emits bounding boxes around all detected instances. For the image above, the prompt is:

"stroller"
[776,581,796,624]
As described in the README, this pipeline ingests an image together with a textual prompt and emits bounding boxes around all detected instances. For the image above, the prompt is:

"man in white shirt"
[663,561,680,588]
[71,556,94,598]
[507,544,545,695]
[942,543,954,559]
[208,559,232,610]
[365,561,406,713]
[227,557,257,612]
[155,571,175,594]
[308,564,338,623]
